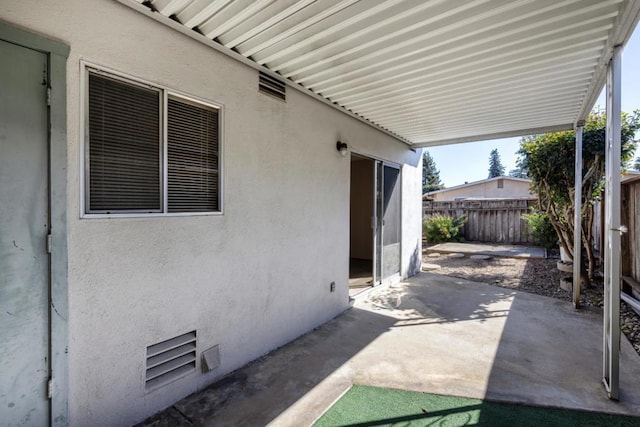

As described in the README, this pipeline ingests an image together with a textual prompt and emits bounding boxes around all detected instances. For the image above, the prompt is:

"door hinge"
[46,87,51,106]
[47,378,54,399]
[47,234,52,254]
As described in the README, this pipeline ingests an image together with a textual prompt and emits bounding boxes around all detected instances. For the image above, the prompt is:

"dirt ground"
[422,251,640,356]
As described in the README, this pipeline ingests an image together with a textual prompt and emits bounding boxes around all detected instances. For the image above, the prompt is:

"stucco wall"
[1,2,422,426]
[431,179,533,201]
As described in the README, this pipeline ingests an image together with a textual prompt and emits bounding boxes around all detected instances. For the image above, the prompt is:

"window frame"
[80,61,224,218]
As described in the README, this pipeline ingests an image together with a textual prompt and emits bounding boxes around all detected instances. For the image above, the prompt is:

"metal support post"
[573,122,584,309]
[603,45,622,401]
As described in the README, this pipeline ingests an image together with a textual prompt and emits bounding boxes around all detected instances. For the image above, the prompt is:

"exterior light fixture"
[336,141,348,157]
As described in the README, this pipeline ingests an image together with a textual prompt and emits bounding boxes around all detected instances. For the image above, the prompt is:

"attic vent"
[259,71,286,101]
[145,331,196,390]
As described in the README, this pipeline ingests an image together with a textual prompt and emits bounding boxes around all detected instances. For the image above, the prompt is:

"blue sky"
[427,26,640,187]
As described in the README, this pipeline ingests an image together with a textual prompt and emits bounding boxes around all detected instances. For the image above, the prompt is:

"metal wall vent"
[258,71,286,101]
[145,330,196,390]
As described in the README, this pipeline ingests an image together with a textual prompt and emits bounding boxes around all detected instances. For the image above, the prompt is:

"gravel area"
[621,303,640,355]
[423,251,640,356]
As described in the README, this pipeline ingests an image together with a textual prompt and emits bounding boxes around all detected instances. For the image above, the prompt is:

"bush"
[522,210,558,249]
[423,215,466,244]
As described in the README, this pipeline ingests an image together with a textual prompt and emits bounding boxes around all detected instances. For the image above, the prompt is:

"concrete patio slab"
[427,242,547,258]
[421,263,441,271]
[448,253,465,258]
[140,273,640,427]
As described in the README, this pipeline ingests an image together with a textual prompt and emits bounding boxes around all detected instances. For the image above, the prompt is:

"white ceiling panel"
[127,0,640,146]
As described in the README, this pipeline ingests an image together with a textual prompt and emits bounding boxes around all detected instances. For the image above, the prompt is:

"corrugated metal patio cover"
[126,0,640,146]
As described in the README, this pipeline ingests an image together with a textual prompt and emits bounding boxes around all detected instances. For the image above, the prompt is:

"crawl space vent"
[145,330,196,390]
[258,71,286,101]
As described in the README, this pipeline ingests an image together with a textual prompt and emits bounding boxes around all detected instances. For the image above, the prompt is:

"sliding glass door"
[373,161,401,284]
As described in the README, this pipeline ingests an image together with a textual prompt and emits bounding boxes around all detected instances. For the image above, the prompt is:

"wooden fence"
[423,199,537,244]
[622,179,640,282]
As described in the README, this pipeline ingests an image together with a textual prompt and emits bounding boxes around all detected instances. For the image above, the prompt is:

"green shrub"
[522,210,558,249]
[423,215,466,244]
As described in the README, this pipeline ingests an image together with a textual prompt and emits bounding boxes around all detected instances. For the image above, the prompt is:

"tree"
[488,148,505,178]
[422,151,444,194]
[518,109,640,286]
[508,163,528,179]
[634,156,640,171]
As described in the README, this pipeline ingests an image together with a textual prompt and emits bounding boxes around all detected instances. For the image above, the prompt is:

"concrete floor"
[427,242,547,258]
[141,273,640,426]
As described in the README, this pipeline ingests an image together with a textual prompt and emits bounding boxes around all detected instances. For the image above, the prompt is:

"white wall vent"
[145,330,196,390]
[259,71,286,101]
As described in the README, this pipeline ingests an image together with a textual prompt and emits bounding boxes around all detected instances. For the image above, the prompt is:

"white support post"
[573,122,584,309]
[603,46,622,401]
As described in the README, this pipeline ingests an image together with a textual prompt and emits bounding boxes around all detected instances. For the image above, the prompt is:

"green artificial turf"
[313,385,640,427]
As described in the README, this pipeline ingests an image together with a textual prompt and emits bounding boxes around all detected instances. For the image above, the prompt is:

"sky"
[427,26,640,188]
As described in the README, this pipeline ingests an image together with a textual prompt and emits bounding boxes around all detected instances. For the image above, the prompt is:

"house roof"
[423,176,532,199]
[621,170,640,184]
[121,0,640,147]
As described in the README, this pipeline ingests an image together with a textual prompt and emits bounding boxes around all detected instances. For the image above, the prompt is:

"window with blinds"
[85,68,221,215]
[167,97,219,212]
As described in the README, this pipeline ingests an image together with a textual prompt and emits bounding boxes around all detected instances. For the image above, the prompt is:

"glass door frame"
[372,160,402,286]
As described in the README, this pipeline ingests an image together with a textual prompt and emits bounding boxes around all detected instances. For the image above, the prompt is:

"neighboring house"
[424,176,534,201]
[0,3,422,426]
[622,170,640,184]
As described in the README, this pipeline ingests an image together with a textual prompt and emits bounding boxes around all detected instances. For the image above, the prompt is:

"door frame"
[377,161,402,285]
[0,21,69,426]
[351,151,402,287]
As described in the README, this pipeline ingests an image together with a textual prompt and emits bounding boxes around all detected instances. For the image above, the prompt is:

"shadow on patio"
[140,272,640,426]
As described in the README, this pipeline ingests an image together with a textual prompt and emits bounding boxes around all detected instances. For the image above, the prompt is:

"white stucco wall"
[2,1,422,426]
[403,151,424,275]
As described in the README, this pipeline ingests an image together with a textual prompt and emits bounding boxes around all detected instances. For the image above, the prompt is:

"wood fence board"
[632,185,636,277]
[620,180,640,284]
[423,198,536,244]
[484,210,490,242]
[621,184,631,276]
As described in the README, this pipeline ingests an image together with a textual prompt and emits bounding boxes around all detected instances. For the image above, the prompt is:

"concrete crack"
[172,406,193,426]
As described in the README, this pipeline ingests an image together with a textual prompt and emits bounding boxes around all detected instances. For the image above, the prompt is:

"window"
[84,67,221,216]
[497,179,504,189]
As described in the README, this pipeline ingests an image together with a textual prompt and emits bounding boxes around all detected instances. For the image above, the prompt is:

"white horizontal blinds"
[88,72,161,212]
[167,97,220,212]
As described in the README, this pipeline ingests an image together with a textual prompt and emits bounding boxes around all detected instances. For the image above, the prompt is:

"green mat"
[313,385,640,427]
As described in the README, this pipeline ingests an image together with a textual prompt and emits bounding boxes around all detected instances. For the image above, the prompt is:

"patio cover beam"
[411,124,573,148]
[573,121,584,309]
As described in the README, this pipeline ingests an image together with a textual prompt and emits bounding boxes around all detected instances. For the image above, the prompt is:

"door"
[381,164,401,280]
[373,161,383,285]
[372,162,401,284]
[0,39,51,425]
